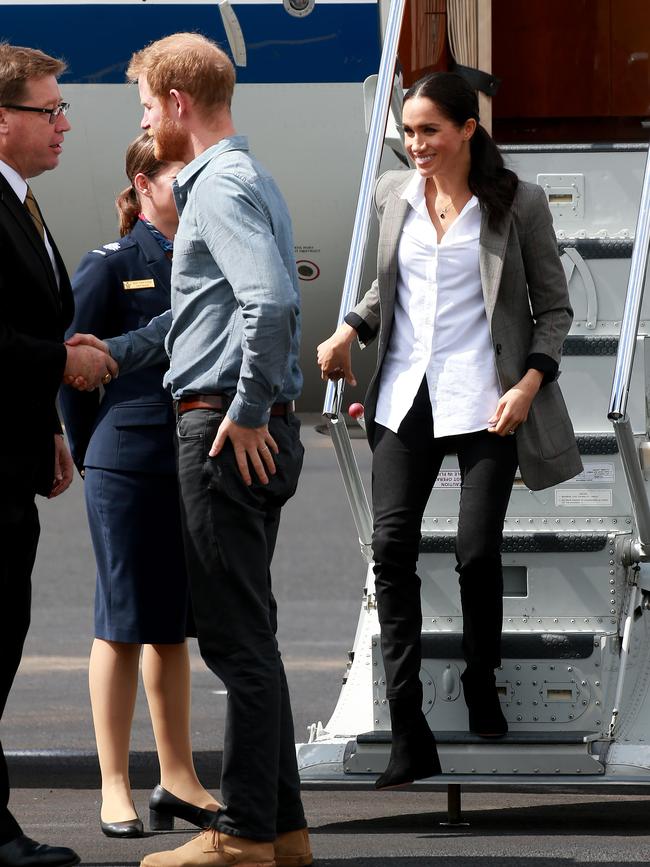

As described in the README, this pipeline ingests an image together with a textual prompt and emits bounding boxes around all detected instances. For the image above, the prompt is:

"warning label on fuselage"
[555,489,613,507]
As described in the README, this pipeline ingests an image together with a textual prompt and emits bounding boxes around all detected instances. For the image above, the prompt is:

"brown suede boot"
[140,829,275,867]
[274,829,313,867]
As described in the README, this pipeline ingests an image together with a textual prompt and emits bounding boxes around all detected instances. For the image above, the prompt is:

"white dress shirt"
[374,172,501,438]
[0,158,60,286]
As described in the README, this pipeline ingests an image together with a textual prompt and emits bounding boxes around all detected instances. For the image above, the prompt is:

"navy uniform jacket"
[59,219,175,475]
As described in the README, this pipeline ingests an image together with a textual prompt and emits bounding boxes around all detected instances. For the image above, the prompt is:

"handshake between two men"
[63,333,115,391]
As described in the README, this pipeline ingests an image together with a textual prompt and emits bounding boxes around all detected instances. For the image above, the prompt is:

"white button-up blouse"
[374,172,501,438]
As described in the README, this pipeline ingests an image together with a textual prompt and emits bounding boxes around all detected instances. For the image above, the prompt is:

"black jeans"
[0,497,39,845]
[176,409,306,842]
[371,379,518,703]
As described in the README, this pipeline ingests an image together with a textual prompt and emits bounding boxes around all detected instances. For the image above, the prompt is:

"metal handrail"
[319,0,406,553]
[328,416,373,556]
[606,142,650,556]
[608,144,650,420]
[322,0,406,418]
[612,418,650,554]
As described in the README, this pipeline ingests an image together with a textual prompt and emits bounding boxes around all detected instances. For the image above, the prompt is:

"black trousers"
[371,379,518,703]
[176,409,306,842]
[0,497,39,845]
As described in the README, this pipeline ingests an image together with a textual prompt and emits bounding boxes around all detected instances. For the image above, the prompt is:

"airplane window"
[283,0,315,17]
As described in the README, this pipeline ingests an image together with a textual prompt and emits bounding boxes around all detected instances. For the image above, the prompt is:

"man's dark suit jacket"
[0,171,73,513]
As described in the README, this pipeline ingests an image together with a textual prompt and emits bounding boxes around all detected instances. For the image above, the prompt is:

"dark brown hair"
[116,133,165,236]
[404,71,518,230]
[0,42,67,104]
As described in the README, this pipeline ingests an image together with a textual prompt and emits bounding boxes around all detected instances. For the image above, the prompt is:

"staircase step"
[557,238,633,259]
[415,631,598,660]
[356,730,599,746]
[576,433,618,454]
[420,532,609,554]
[563,336,619,356]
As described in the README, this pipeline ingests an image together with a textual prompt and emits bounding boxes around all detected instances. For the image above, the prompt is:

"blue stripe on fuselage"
[2,3,381,84]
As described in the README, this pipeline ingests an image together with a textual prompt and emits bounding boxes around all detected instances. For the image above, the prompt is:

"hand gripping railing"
[320,0,406,556]
[608,143,650,557]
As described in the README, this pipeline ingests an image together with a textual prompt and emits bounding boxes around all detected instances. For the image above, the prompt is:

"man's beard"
[153,113,189,162]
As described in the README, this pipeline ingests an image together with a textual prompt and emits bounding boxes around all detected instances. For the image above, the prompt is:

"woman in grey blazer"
[318,72,582,790]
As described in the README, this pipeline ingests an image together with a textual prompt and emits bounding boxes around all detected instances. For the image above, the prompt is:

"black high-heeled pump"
[100,809,144,838]
[149,785,218,831]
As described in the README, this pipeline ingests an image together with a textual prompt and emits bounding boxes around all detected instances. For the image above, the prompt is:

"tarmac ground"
[8,787,650,866]
[5,416,650,864]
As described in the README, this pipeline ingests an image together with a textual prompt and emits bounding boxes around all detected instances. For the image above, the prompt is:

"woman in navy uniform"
[60,134,218,837]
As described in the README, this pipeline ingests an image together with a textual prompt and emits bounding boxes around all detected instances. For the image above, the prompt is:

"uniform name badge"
[123,278,155,291]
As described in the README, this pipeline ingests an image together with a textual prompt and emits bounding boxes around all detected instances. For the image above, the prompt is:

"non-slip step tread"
[356,730,599,746]
[563,336,619,355]
[420,532,609,554]
[416,631,598,660]
[576,434,618,455]
[557,238,633,259]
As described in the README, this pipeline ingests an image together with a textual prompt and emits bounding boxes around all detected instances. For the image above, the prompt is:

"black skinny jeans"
[176,408,306,842]
[371,379,518,704]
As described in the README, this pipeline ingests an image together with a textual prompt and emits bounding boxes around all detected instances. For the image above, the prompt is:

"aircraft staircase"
[297,0,650,802]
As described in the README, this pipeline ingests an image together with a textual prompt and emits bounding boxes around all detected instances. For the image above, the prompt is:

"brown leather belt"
[177,393,295,417]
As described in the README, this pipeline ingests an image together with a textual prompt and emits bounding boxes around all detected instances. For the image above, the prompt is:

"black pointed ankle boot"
[375,699,442,790]
[461,666,508,737]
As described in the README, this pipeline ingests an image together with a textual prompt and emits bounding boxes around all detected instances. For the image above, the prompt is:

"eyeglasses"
[0,102,70,124]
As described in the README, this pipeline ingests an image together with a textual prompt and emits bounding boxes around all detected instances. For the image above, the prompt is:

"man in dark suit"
[0,42,116,867]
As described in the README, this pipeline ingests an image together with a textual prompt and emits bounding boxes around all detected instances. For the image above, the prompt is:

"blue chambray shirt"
[106,136,302,428]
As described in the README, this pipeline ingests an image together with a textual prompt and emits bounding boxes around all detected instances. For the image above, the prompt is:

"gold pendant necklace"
[438,200,454,220]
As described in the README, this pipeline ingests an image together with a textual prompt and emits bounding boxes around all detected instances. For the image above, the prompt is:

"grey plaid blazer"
[351,170,582,491]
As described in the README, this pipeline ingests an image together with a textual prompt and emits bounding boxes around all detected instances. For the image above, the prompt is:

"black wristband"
[526,352,558,387]
[344,312,374,344]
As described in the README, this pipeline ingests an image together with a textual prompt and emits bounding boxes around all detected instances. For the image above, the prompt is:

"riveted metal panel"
[370,632,614,741]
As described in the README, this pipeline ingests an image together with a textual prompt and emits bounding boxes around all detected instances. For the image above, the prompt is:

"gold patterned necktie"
[24,185,45,242]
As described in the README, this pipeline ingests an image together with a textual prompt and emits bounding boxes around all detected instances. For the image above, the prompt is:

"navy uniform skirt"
[84,468,191,644]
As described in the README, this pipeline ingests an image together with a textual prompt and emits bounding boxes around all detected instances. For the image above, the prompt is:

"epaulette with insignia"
[90,240,123,257]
